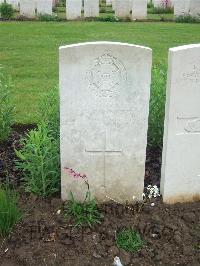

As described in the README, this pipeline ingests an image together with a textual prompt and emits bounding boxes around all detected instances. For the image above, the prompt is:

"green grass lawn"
[0,21,199,124]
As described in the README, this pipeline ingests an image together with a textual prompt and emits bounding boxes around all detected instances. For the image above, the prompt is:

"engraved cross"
[85,131,122,187]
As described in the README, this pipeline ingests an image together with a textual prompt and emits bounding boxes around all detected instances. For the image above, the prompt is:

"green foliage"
[175,14,200,23]
[148,6,173,14]
[59,0,66,7]
[0,22,199,125]
[0,2,14,19]
[94,15,132,22]
[148,64,167,147]
[100,7,106,13]
[15,87,60,197]
[147,1,153,9]
[100,0,106,7]
[0,186,21,237]
[116,229,144,253]
[94,15,120,22]
[0,70,15,142]
[15,123,60,197]
[38,14,61,22]
[37,87,59,139]
[65,192,102,227]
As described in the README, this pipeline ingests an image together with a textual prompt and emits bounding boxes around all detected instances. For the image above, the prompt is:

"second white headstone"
[66,0,82,20]
[161,44,200,204]
[84,0,99,17]
[37,0,52,15]
[132,0,147,20]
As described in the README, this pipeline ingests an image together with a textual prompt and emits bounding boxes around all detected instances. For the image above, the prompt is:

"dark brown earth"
[0,125,200,266]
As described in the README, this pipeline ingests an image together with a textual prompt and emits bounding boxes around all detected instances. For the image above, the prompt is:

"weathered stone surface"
[84,0,99,17]
[20,0,36,18]
[161,44,200,204]
[153,0,163,8]
[60,42,152,203]
[132,0,147,20]
[6,0,19,11]
[112,0,116,10]
[37,0,52,15]
[129,0,133,11]
[66,0,82,20]
[174,0,190,16]
[190,0,200,17]
[106,0,112,6]
[115,0,130,17]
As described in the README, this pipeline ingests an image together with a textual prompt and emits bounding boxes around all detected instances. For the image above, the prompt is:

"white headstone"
[132,0,147,19]
[161,44,200,204]
[20,0,35,18]
[112,0,116,10]
[174,0,190,16]
[6,0,19,11]
[115,0,130,17]
[129,0,133,11]
[190,0,200,17]
[106,0,112,6]
[66,0,82,20]
[84,0,99,17]
[153,0,163,8]
[60,42,152,203]
[170,0,175,7]
[37,0,52,15]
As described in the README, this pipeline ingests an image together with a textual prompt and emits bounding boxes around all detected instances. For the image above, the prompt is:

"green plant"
[64,168,102,227]
[65,191,102,227]
[175,14,200,23]
[94,15,120,22]
[0,186,21,237]
[37,87,59,140]
[15,123,60,197]
[148,63,167,147]
[100,7,106,13]
[0,70,15,142]
[147,1,153,9]
[38,14,61,22]
[0,2,14,20]
[116,228,144,253]
[148,6,173,14]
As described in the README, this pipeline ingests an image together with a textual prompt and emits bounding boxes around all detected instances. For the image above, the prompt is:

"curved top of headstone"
[169,43,200,52]
[59,41,152,52]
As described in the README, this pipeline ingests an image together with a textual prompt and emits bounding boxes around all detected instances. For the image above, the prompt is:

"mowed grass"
[0,21,199,123]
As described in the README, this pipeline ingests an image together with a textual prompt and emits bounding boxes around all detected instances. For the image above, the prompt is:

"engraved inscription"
[185,118,200,133]
[177,117,200,135]
[87,53,127,98]
[183,65,200,83]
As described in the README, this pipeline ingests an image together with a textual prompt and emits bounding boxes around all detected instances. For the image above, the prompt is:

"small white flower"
[56,209,61,215]
[151,203,155,207]
[113,257,123,266]
[146,185,160,199]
